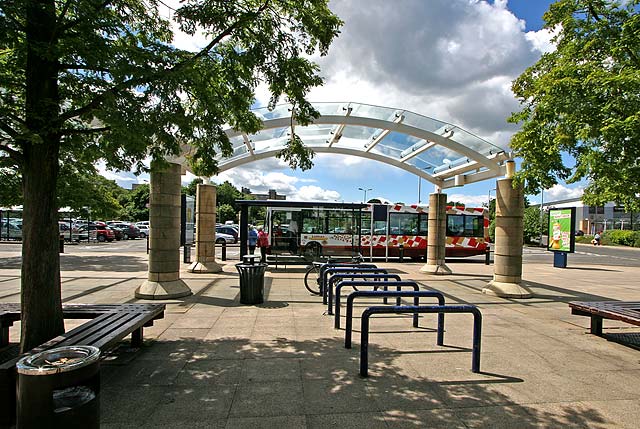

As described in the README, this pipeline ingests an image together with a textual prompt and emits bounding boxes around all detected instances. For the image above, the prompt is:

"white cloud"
[305,0,548,148]
[291,186,341,201]
[544,184,584,202]
[446,193,491,208]
[525,28,558,54]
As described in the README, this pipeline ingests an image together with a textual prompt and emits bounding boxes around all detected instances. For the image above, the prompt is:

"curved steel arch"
[178,102,511,189]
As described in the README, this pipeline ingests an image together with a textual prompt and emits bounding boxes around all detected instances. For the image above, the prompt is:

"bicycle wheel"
[303,264,322,295]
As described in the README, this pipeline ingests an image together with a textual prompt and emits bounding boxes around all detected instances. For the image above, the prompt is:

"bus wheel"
[411,256,423,262]
[304,242,322,259]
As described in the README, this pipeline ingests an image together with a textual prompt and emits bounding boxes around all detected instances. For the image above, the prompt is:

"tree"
[217,204,237,223]
[57,169,124,219]
[523,206,543,244]
[119,184,149,222]
[0,0,341,351]
[510,0,640,211]
[182,178,203,197]
[216,181,244,208]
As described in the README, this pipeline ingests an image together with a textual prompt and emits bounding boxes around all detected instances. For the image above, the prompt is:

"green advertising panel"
[547,208,575,253]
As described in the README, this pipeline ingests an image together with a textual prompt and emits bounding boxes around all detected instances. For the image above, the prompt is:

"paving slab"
[1,243,640,428]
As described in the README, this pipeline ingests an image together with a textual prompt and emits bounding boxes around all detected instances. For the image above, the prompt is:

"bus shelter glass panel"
[326,210,354,234]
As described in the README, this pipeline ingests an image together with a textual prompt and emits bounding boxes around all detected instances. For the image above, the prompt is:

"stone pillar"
[420,192,451,274]
[136,162,192,299]
[483,177,532,298]
[188,184,222,273]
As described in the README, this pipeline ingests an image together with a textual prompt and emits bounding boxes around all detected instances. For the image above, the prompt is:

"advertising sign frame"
[547,207,576,253]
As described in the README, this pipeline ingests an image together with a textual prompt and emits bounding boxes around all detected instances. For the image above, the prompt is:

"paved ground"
[1,242,639,428]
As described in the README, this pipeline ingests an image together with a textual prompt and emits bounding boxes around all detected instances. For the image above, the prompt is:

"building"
[534,197,640,234]
[241,187,286,201]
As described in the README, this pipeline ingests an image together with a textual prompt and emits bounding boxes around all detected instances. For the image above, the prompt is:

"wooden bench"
[569,301,640,335]
[0,303,165,426]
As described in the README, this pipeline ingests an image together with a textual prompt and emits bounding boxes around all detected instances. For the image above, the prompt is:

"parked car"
[137,224,149,239]
[108,226,124,241]
[0,220,22,240]
[215,232,235,244]
[77,222,115,242]
[109,223,140,240]
[216,226,238,243]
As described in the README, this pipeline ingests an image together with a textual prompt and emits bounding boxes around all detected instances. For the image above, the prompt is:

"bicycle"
[303,254,365,295]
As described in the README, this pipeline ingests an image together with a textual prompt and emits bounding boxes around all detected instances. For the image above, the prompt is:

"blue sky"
[104,0,585,207]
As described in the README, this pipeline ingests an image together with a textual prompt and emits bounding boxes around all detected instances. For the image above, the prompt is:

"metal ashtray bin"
[236,262,267,304]
[16,346,101,429]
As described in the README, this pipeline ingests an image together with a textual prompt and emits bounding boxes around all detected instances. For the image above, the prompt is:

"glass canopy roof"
[208,102,511,189]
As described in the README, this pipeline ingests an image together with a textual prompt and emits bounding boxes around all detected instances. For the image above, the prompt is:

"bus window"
[419,214,428,236]
[373,220,386,235]
[465,215,483,237]
[360,213,371,234]
[389,213,419,235]
[302,208,323,233]
[447,214,483,237]
[447,215,465,236]
[327,209,352,234]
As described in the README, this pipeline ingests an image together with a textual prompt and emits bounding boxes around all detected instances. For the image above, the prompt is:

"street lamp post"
[358,187,372,203]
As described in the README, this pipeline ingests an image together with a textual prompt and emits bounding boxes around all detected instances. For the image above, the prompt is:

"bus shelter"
[140,102,531,300]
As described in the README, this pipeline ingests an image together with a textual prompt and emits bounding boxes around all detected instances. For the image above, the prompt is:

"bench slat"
[568,301,640,333]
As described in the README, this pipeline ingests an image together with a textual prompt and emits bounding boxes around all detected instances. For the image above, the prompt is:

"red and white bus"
[264,202,489,260]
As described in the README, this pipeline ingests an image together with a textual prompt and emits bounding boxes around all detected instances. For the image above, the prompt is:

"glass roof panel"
[339,125,378,142]
[372,132,417,155]
[217,102,506,182]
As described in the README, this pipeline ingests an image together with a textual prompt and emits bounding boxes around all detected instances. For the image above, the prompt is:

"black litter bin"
[16,345,101,429]
[236,262,267,304]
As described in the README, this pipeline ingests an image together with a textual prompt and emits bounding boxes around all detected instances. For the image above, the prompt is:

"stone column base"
[187,261,223,273]
[482,280,532,298]
[420,262,452,275]
[135,279,193,299]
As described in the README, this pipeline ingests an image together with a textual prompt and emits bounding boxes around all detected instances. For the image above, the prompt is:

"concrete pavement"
[0,243,639,428]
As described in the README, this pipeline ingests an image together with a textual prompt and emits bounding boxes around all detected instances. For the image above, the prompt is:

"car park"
[216,226,238,243]
[215,232,235,244]
[136,224,149,238]
[108,222,141,240]
[77,222,115,242]
[108,226,124,241]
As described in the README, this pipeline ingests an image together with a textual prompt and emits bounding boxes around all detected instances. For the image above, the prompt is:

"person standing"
[593,231,602,246]
[248,225,258,254]
[257,226,269,263]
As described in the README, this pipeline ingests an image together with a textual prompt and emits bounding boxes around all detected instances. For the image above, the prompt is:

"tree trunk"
[20,0,64,352]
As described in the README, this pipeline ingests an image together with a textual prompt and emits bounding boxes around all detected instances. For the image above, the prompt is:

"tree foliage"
[182,178,204,197]
[509,0,640,211]
[0,0,341,350]
[217,204,236,223]
[119,184,149,222]
[523,206,543,244]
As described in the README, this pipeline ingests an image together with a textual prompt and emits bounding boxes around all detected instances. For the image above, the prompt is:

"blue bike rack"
[334,274,403,317]
[359,304,482,377]
[334,278,414,328]
[325,270,391,315]
[318,264,378,303]
[321,266,380,305]
[343,288,446,346]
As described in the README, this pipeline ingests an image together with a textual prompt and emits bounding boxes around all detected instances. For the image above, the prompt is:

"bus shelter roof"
[177,102,511,190]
